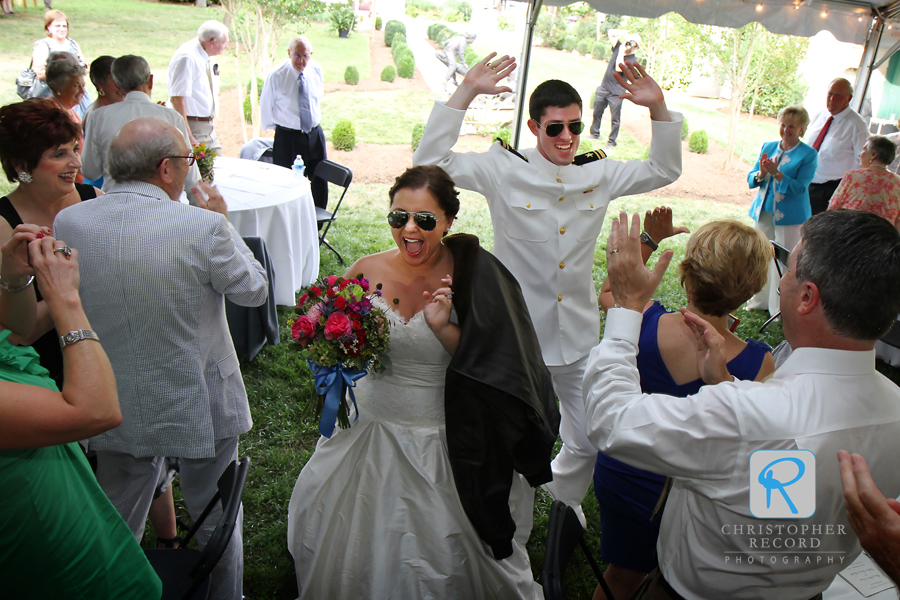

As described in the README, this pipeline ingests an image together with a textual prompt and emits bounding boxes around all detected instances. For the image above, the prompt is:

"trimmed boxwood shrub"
[375,16,382,30]
[436,28,455,44]
[563,36,578,52]
[392,32,406,47]
[381,65,397,82]
[576,40,590,55]
[681,116,689,140]
[397,56,415,79]
[392,40,412,62]
[689,129,708,154]
[411,123,426,150]
[332,119,356,151]
[591,41,609,61]
[344,65,359,85]
[384,20,406,46]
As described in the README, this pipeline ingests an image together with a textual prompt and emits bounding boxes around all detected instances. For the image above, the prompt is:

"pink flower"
[324,311,352,339]
[307,303,323,324]
[292,315,316,341]
[326,275,340,287]
[198,153,206,159]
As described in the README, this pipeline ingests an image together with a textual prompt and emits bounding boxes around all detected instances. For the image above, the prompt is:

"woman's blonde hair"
[777,105,811,131]
[679,220,773,317]
[44,9,68,32]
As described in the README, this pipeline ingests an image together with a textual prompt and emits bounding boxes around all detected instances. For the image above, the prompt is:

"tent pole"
[855,14,884,114]
[513,0,543,149]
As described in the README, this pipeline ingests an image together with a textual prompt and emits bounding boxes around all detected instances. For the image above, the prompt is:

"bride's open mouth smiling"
[404,237,424,256]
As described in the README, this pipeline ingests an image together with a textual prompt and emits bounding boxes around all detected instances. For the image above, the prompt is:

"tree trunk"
[724,26,760,170]
[195,0,207,7]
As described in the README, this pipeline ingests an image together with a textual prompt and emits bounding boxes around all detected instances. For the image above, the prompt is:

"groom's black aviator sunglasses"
[387,210,441,231]
[540,121,585,137]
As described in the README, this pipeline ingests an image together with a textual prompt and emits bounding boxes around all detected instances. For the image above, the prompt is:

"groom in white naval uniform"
[413,53,683,516]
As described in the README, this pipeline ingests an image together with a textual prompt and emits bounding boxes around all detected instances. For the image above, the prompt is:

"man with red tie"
[806,78,868,215]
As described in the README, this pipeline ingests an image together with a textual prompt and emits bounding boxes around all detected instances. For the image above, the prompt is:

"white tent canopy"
[509,0,900,144]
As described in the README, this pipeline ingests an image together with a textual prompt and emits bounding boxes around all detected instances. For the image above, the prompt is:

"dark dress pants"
[273,124,329,211]
[808,179,841,216]
[590,87,623,145]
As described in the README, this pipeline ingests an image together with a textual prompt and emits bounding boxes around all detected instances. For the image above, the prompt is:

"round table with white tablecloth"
[213,156,320,306]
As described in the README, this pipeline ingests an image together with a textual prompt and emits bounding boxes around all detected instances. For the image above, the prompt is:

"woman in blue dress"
[594,218,776,600]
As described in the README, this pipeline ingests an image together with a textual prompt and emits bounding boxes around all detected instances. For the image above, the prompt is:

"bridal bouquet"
[291,274,391,437]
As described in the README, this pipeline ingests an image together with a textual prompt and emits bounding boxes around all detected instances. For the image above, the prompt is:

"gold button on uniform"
[590,204,594,208]
[559,261,565,269]
[526,203,531,208]
[558,196,564,202]
[560,227,566,234]
[557,295,562,302]
[556,178,562,183]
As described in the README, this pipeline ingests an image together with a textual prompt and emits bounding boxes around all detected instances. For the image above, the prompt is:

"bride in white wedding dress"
[287,166,542,600]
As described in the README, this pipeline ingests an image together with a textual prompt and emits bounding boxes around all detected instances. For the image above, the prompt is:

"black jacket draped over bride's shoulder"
[442,233,560,560]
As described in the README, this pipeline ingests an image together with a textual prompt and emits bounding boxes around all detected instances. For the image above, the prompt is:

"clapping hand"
[613,62,670,121]
[759,153,779,177]
[606,212,673,312]
[0,224,48,284]
[643,206,689,244]
[680,308,732,385]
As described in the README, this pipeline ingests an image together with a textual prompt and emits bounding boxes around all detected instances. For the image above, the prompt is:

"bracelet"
[0,275,35,293]
[59,329,100,349]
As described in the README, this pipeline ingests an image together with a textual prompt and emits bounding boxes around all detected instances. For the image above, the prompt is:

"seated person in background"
[829,135,900,228]
[0,98,101,385]
[594,216,775,600]
[0,224,161,599]
[584,209,900,599]
[838,450,900,586]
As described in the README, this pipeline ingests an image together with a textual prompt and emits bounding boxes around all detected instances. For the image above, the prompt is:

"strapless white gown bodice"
[287,298,540,600]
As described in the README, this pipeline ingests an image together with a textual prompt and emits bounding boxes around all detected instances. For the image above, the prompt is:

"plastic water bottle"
[292,154,305,178]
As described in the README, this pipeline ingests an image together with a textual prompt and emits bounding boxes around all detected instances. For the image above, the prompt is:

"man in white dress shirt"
[413,53,682,518]
[82,54,200,196]
[259,36,328,210]
[585,209,900,599]
[55,118,268,600]
[168,20,229,154]
[806,78,868,215]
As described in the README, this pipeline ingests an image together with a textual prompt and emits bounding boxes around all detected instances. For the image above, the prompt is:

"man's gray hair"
[832,77,854,97]
[198,20,229,42]
[45,52,84,93]
[111,55,152,93]
[289,35,312,52]
[107,118,183,183]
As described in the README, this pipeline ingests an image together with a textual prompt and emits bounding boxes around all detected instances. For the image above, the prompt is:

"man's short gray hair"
[45,52,84,93]
[831,77,854,97]
[107,118,183,183]
[111,55,152,93]
[289,35,312,52]
[198,20,229,42]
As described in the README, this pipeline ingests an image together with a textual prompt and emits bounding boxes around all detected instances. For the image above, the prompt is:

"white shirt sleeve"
[259,72,277,131]
[583,308,745,481]
[168,54,196,98]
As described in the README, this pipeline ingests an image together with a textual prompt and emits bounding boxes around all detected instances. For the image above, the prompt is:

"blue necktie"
[298,73,312,132]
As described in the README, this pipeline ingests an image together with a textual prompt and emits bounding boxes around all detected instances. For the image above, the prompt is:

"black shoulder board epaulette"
[495,138,528,162]
[573,149,607,165]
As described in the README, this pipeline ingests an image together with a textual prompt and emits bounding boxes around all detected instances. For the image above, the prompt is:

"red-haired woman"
[31,10,86,89]
[0,98,100,384]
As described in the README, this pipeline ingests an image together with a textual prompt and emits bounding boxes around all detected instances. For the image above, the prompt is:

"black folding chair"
[542,500,615,600]
[759,241,792,333]
[312,159,353,265]
[144,457,250,600]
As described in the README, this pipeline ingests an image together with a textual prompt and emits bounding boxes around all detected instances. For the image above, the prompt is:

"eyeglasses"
[159,153,196,168]
[387,210,441,231]
[540,121,584,137]
[291,53,312,60]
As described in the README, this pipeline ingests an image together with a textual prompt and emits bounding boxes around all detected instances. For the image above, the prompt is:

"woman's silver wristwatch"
[59,329,100,349]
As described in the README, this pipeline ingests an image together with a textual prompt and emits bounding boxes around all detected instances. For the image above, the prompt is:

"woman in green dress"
[0,224,162,599]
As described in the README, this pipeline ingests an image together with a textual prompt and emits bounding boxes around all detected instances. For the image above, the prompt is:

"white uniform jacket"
[413,101,682,366]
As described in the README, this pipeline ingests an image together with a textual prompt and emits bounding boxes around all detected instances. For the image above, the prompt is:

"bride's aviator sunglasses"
[540,120,584,137]
[387,210,442,231]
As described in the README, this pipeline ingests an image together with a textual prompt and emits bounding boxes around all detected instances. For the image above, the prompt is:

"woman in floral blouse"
[747,104,817,314]
[829,135,900,228]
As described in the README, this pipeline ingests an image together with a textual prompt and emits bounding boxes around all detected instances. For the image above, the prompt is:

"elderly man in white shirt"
[584,209,900,600]
[168,20,229,154]
[82,54,199,198]
[259,35,327,210]
[806,78,869,215]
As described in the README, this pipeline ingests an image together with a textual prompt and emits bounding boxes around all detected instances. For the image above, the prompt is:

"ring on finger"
[609,249,620,255]
[445,292,454,299]
[53,246,72,258]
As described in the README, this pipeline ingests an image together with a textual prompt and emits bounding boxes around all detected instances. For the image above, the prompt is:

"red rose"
[333,296,347,310]
[351,319,361,330]
[324,312,352,339]
[292,315,316,341]
[356,329,367,343]
[326,275,340,287]
[309,286,321,298]
[339,279,350,290]
[298,293,308,305]
[326,288,336,298]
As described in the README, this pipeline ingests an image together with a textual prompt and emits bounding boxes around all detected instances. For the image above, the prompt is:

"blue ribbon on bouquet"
[309,361,367,438]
